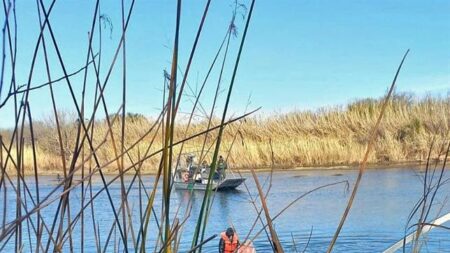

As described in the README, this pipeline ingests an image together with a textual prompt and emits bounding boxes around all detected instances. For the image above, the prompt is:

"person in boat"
[219,227,239,253]
[193,170,202,183]
[181,169,189,182]
[186,155,196,180]
[217,155,228,180]
[200,160,209,182]
[238,240,256,253]
[201,160,208,171]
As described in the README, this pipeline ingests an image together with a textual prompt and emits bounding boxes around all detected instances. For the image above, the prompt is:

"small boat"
[174,178,246,191]
[173,154,246,191]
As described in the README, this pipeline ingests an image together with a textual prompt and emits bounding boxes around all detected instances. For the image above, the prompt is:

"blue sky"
[0,0,449,128]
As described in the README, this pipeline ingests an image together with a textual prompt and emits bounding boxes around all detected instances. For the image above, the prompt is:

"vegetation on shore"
[2,93,448,174]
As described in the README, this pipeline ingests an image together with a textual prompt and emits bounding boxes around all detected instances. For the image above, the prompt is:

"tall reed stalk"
[327,49,410,252]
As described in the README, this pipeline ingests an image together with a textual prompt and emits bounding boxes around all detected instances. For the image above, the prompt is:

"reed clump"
[1,93,448,174]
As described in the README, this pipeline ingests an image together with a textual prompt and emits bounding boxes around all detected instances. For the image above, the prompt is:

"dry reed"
[1,94,448,174]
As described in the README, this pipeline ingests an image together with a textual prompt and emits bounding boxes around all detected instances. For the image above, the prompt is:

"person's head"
[225,227,234,237]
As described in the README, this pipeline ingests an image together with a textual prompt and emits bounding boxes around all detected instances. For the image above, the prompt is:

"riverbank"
[13,160,449,176]
[1,94,448,175]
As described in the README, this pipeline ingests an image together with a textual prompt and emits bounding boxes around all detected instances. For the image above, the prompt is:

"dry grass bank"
[1,94,448,174]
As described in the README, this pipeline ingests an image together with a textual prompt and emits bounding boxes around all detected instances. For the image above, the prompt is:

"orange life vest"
[221,232,239,253]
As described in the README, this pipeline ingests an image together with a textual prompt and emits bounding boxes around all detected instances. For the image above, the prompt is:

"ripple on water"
[1,168,449,252]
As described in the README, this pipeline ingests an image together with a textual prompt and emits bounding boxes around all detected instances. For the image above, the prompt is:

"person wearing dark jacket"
[219,227,239,253]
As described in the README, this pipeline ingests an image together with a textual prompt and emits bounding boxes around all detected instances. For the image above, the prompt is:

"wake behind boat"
[173,154,246,191]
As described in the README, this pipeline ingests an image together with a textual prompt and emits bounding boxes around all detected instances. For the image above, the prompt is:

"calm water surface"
[1,168,450,252]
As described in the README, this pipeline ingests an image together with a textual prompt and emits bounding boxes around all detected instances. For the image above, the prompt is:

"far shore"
[2,96,448,178]
[12,160,448,177]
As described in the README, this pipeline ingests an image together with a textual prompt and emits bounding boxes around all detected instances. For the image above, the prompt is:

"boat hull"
[174,178,246,191]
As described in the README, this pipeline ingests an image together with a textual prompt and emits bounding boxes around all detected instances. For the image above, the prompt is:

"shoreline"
[15,160,445,176]
[234,160,433,174]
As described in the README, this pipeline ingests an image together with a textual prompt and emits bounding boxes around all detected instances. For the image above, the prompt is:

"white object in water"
[383,212,450,253]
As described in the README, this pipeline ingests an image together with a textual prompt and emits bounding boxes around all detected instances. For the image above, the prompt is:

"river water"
[1,168,450,252]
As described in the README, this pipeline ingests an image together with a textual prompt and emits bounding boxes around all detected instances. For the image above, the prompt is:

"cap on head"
[226,227,234,237]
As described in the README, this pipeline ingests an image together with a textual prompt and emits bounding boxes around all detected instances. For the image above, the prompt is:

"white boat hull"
[174,178,246,191]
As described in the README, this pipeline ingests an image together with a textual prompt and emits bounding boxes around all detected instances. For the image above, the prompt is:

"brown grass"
[1,93,448,174]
